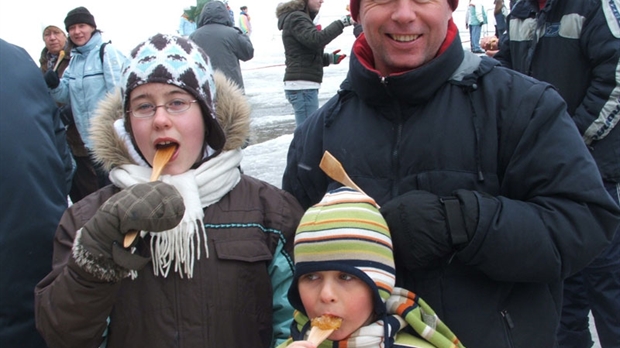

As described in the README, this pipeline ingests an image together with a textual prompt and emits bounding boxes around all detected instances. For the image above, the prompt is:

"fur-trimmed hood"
[276,0,312,29]
[90,70,251,172]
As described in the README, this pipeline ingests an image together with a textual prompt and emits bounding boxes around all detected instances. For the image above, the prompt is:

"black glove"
[58,104,74,126]
[72,182,185,281]
[380,190,478,270]
[44,69,60,89]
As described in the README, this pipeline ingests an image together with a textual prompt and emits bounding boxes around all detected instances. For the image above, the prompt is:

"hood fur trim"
[276,0,306,18]
[90,70,251,171]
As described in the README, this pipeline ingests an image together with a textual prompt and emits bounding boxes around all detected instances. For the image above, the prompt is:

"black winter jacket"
[276,0,345,83]
[494,0,620,183]
[282,27,620,347]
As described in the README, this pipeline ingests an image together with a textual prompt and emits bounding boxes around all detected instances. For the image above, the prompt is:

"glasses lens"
[132,103,155,118]
[167,99,190,113]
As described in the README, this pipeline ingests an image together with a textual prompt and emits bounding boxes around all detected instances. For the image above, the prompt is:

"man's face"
[359,0,453,75]
[307,0,324,14]
[43,27,67,55]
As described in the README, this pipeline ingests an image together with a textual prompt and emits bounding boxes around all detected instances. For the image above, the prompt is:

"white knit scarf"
[109,149,242,279]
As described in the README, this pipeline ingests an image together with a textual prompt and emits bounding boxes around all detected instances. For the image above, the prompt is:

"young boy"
[280,187,465,348]
[35,33,304,347]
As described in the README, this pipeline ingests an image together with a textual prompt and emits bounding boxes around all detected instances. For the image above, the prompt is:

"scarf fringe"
[150,220,208,279]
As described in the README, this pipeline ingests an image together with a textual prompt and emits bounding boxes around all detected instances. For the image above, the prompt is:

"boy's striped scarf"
[288,287,465,348]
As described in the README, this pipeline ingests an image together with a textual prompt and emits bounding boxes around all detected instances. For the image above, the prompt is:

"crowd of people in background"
[0,0,619,347]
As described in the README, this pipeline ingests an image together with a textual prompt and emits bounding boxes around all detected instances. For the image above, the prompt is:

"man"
[276,0,353,127]
[281,0,620,346]
[494,1,620,347]
[239,5,252,36]
[465,0,486,53]
[0,38,72,348]
[190,0,254,92]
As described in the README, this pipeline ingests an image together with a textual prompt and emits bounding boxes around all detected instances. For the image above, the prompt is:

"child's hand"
[286,341,316,348]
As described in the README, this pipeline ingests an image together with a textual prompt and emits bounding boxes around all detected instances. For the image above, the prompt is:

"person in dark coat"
[495,1,620,346]
[281,0,620,346]
[276,0,353,128]
[190,0,254,92]
[0,38,72,348]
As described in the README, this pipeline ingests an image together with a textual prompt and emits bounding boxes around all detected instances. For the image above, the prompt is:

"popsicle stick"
[307,326,334,346]
[123,145,177,248]
[53,51,65,72]
[319,151,367,196]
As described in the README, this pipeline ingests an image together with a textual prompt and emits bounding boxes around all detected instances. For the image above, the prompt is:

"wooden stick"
[123,145,177,248]
[53,50,65,72]
[319,151,367,196]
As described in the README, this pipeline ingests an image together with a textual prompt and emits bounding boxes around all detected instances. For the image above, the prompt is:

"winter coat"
[39,45,70,76]
[35,72,304,348]
[494,0,620,183]
[40,46,90,158]
[191,0,254,91]
[282,27,620,347]
[466,2,485,26]
[49,31,127,150]
[238,11,251,35]
[0,38,70,348]
[276,0,345,83]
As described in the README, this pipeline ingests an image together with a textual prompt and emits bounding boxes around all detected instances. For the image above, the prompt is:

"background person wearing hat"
[40,23,97,204]
[43,6,128,202]
[276,0,355,128]
[282,0,620,346]
[35,33,304,348]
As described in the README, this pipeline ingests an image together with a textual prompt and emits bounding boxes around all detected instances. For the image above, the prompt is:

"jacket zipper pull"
[501,310,515,329]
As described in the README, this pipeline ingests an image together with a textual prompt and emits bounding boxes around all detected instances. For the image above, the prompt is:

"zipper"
[501,310,515,348]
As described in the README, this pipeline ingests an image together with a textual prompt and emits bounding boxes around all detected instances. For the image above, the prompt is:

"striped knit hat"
[288,187,396,318]
[121,33,226,153]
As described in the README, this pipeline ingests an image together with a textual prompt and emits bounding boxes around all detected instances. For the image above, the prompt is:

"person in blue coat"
[495,0,620,346]
[0,38,72,347]
[44,6,127,198]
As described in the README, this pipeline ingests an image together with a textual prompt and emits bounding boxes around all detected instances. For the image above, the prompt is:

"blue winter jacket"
[494,0,620,183]
[50,31,127,150]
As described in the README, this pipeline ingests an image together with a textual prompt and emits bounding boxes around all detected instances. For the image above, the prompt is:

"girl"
[36,33,304,348]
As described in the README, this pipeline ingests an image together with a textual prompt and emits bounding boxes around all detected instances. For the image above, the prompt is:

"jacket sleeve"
[233,28,255,62]
[102,45,127,94]
[457,83,620,282]
[493,21,512,68]
[267,191,304,347]
[287,13,344,51]
[50,65,72,105]
[35,189,122,348]
[282,108,331,210]
[573,2,620,144]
